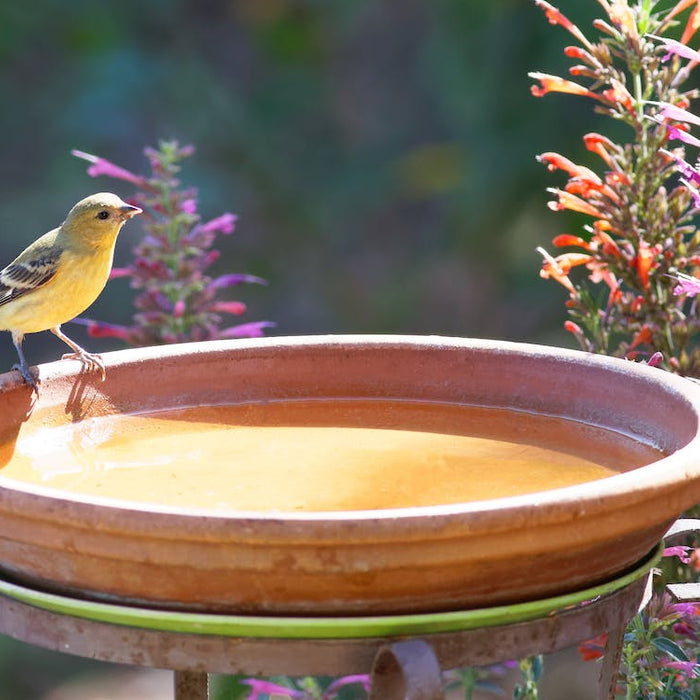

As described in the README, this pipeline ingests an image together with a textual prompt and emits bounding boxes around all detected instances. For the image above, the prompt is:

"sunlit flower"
[537,246,586,294]
[671,271,700,296]
[635,240,659,289]
[529,73,597,98]
[647,34,700,63]
[72,149,149,188]
[552,234,591,249]
[583,133,620,168]
[547,188,604,217]
[534,1,593,49]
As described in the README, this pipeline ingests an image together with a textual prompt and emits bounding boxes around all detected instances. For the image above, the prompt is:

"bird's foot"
[61,350,106,381]
[11,362,39,392]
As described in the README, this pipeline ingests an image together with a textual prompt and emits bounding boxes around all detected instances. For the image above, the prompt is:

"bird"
[0,192,142,390]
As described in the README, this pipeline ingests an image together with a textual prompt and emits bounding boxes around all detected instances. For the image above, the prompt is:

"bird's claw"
[61,351,106,381]
[11,362,39,391]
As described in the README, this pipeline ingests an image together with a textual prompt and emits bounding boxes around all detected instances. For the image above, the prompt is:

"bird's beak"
[119,204,143,220]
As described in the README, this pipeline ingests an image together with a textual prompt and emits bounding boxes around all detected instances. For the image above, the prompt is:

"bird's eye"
[96,210,110,220]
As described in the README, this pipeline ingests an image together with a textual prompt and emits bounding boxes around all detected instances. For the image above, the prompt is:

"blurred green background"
[0,0,612,374]
[0,0,632,697]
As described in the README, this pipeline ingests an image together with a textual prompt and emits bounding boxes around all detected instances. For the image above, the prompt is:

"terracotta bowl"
[0,335,699,616]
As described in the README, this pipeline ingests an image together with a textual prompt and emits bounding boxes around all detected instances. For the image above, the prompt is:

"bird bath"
[0,334,699,617]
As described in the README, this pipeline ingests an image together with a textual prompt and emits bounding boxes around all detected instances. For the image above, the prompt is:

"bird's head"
[62,192,142,246]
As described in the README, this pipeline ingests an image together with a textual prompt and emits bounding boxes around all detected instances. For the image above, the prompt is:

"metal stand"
[2,522,699,699]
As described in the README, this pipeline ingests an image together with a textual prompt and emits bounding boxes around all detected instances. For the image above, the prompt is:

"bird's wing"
[0,247,62,307]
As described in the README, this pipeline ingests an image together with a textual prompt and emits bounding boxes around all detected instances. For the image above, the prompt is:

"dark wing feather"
[0,249,62,307]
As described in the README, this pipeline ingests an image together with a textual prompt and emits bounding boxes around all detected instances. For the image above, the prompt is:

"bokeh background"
[0,0,613,374]
[0,0,661,697]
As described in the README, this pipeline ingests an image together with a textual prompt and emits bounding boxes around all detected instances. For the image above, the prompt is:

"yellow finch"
[0,192,142,390]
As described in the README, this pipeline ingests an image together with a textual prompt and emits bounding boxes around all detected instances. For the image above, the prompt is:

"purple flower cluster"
[72,142,273,345]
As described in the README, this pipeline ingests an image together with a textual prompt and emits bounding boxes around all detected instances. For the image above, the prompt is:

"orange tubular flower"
[565,177,620,203]
[564,320,584,336]
[629,326,653,350]
[608,0,639,42]
[552,234,591,249]
[592,227,622,259]
[537,246,588,294]
[529,73,597,98]
[635,240,659,289]
[584,133,619,168]
[534,1,594,48]
[537,152,601,182]
[587,260,621,303]
[602,81,635,114]
[547,188,605,217]
[683,2,700,44]
[667,0,700,43]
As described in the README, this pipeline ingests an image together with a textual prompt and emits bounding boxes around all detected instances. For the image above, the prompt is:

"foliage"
[532,0,700,695]
[532,0,700,375]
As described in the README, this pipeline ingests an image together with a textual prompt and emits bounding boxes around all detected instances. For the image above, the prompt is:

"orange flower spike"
[534,1,594,49]
[547,188,605,218]
[529,73,597,98]
[552,234,591,249]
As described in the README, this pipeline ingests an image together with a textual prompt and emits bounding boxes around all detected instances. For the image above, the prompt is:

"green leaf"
[651,636,690,662]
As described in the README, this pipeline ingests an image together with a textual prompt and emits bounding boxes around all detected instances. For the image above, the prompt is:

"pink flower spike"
[664,545,693,563]
[672,272,700,296]
[647,34,700,63]
[71,149,147,187]
[198,212,237,235]
[173,300,186,318]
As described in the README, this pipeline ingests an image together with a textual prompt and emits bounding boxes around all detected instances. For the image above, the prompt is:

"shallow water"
[0,400,662,511]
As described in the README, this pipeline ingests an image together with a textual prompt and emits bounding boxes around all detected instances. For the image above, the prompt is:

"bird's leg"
[50,325,106,381]
[10,331,38,391]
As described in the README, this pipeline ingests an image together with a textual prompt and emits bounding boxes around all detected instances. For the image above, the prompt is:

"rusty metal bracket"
[370,640,443,700]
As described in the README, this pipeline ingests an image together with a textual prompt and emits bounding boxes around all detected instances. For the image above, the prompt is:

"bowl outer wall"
[0,335,697,614]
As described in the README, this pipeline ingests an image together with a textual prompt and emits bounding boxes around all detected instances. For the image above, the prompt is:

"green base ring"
[0,543,660,640]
